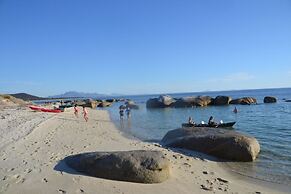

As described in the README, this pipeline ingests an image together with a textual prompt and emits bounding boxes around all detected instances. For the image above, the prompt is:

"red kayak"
[29,106,62,113]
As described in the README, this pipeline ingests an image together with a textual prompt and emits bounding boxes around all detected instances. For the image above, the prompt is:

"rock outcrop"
[74,100,86,106]
[212,96,232,106]
[146,98,166,108]
[230,97,257,105]
[162,127,260,162]
[194,96,213,107]
[65,150,170,183]
[97,101,112,107]
[172,97,196,108]
[264,96,277,103]
[82,99,99,109]
[146,95,175,108]
[125,100,139,109]
[105,99,116,103]
[159,95,176,106]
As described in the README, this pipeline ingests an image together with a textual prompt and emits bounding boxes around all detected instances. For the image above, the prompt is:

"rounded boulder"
[65,150,171,184]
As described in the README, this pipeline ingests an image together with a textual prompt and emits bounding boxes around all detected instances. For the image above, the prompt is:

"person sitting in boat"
[208,116,217,127]
[188,116,195,125]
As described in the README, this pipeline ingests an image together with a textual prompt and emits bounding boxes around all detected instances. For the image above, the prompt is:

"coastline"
[109,108,291,193]
[0,107,289,193]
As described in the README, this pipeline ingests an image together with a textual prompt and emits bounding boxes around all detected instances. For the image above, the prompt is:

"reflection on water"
[119,117,132,135]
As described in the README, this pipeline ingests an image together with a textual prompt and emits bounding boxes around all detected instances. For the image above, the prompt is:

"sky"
[0,0,291,97]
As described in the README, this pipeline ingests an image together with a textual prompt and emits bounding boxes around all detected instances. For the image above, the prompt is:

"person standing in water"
[125,107,131,119]
[119,108,124,120]
[82,106,88,122]
[233,106,238,114]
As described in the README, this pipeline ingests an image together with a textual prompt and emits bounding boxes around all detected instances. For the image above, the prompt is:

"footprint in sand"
[58,189,66,193]
[16,178,25,184]
[12,174,20,179]
[24,169,32,174]
[0,183,10,193]
[72,177,80,183]
[42,178,48,183]
[76,188,84,193]
[7,168,15,172]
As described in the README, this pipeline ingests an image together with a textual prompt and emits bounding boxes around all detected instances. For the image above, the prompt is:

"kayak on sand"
[29,106,62,113]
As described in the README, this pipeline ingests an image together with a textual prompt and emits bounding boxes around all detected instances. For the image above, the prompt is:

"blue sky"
[0,0,291,97]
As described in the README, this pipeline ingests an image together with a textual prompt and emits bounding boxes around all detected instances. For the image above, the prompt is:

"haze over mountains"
[48,91,111,98]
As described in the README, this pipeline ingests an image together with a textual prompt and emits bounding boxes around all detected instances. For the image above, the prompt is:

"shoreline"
[109,108,291,192]
[0,107,290,193]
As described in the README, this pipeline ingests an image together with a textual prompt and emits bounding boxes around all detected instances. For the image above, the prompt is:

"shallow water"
[107,88,291,185]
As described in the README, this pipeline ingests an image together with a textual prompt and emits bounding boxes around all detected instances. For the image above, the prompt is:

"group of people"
[188,116,219,126]
[188,107,238,126]
[74,104,88,122]
[119,106,131,119]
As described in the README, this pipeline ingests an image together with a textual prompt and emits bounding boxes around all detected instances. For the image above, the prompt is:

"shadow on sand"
[54,158,85,176]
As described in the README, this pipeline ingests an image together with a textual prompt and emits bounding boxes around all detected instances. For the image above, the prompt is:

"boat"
[182,121,236,128]
[29,105,42,111]
[29,106,62,113]
[40,108,62,113]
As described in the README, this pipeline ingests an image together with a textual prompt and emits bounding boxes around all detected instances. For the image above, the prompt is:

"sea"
[105,88,291,186]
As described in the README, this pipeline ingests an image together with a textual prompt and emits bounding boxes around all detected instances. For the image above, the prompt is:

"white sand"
[0,107,289,194]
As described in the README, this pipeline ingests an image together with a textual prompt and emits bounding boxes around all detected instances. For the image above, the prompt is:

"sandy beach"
[0,107,289,194]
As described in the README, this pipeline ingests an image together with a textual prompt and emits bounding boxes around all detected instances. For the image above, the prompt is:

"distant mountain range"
[48,91,109,99]
[10,93,44,101]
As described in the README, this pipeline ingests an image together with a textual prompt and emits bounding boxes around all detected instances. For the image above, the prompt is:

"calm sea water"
[106,88,291,185]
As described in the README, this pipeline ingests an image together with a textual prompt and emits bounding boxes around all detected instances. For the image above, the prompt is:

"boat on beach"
[182,121,236,128]
[29,105,62,113]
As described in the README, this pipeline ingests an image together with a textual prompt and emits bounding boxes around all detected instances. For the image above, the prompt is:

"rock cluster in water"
[147,95,278,108]
[161,127,260,162]
[65,150,170,183]
[72,98,139,109]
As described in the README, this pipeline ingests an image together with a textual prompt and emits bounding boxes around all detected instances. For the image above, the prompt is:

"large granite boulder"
[74,100,86,106]
[146,95,175,108]
[194,96,213,107]
[172,96,213,108]
[264,96,277,103]
[230,97,257,105]
[162,128,260,162]
[106,99,116,103]
[65,150,170,183]
[125,100,139,109]
[146,98,166,108]
[158,95,176,106]
[97,101,112,107]
[172,97,196,108]
[212,96,232,106]
[83,99,99,109]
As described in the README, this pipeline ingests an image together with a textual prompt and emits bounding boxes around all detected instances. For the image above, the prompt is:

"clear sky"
[0,0,291,97]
